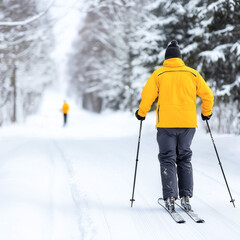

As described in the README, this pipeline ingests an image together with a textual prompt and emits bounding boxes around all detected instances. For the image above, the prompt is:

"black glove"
[135,110,146,121]
[201,113,212,121]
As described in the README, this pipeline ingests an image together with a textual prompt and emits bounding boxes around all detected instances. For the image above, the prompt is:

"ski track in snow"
[52,140,98,240]
[0,94,240,240]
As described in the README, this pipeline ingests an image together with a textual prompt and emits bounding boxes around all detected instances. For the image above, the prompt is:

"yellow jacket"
[62,103,70,114]
[138,58,214,128]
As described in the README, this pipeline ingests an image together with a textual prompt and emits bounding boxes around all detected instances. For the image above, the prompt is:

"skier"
[62,100,70,127]
[135,40,214,212]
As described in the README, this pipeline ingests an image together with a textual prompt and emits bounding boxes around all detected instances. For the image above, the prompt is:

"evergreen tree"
[186,0,240,133]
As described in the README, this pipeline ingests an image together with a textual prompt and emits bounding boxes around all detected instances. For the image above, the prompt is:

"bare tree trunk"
[82,92,103,113]
[10,63,17,122]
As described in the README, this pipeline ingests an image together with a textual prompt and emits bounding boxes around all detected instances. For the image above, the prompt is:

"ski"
[158,198,185,224]
[175,201,205,223]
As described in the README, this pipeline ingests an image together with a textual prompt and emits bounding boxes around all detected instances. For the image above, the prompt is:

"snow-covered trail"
[0,136,81,240]
[0,92,240,240]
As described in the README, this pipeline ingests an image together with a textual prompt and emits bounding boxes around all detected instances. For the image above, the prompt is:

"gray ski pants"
[157,128,196,200]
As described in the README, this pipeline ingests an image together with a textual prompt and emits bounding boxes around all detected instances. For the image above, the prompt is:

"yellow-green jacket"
[138,58,214,128]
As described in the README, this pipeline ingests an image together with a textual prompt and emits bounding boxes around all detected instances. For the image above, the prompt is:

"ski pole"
[206,120,235,208]
[130,120,143,207]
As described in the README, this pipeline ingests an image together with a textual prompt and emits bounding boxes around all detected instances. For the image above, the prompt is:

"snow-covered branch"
[0,0,55,26]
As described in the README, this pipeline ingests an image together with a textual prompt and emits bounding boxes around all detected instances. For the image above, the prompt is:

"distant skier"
[135,40,214,211]
[62,100,70,127]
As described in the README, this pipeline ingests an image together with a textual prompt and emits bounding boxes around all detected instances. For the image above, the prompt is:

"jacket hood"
[163,58,185,68]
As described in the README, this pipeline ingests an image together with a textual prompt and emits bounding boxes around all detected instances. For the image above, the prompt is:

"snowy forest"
[1,0,240,134]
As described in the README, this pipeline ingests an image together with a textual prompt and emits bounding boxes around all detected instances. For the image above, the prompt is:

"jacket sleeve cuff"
[202,110,212,116]
[138,109,147,117]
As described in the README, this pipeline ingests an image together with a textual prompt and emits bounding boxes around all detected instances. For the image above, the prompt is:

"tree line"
[0,0,239,134]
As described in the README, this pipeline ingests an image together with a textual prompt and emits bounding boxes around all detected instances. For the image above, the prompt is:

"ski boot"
[181,196,191,211]
[165,197,175,212]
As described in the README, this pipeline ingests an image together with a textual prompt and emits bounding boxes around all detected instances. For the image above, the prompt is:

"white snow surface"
[0,90,240,240]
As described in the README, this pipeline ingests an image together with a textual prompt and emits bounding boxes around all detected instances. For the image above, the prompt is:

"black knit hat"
[165,40,182,60]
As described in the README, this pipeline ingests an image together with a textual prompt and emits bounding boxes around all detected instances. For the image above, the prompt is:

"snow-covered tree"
[183,0,240,133]
[0,0,55,125]
[68,0,153,112]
